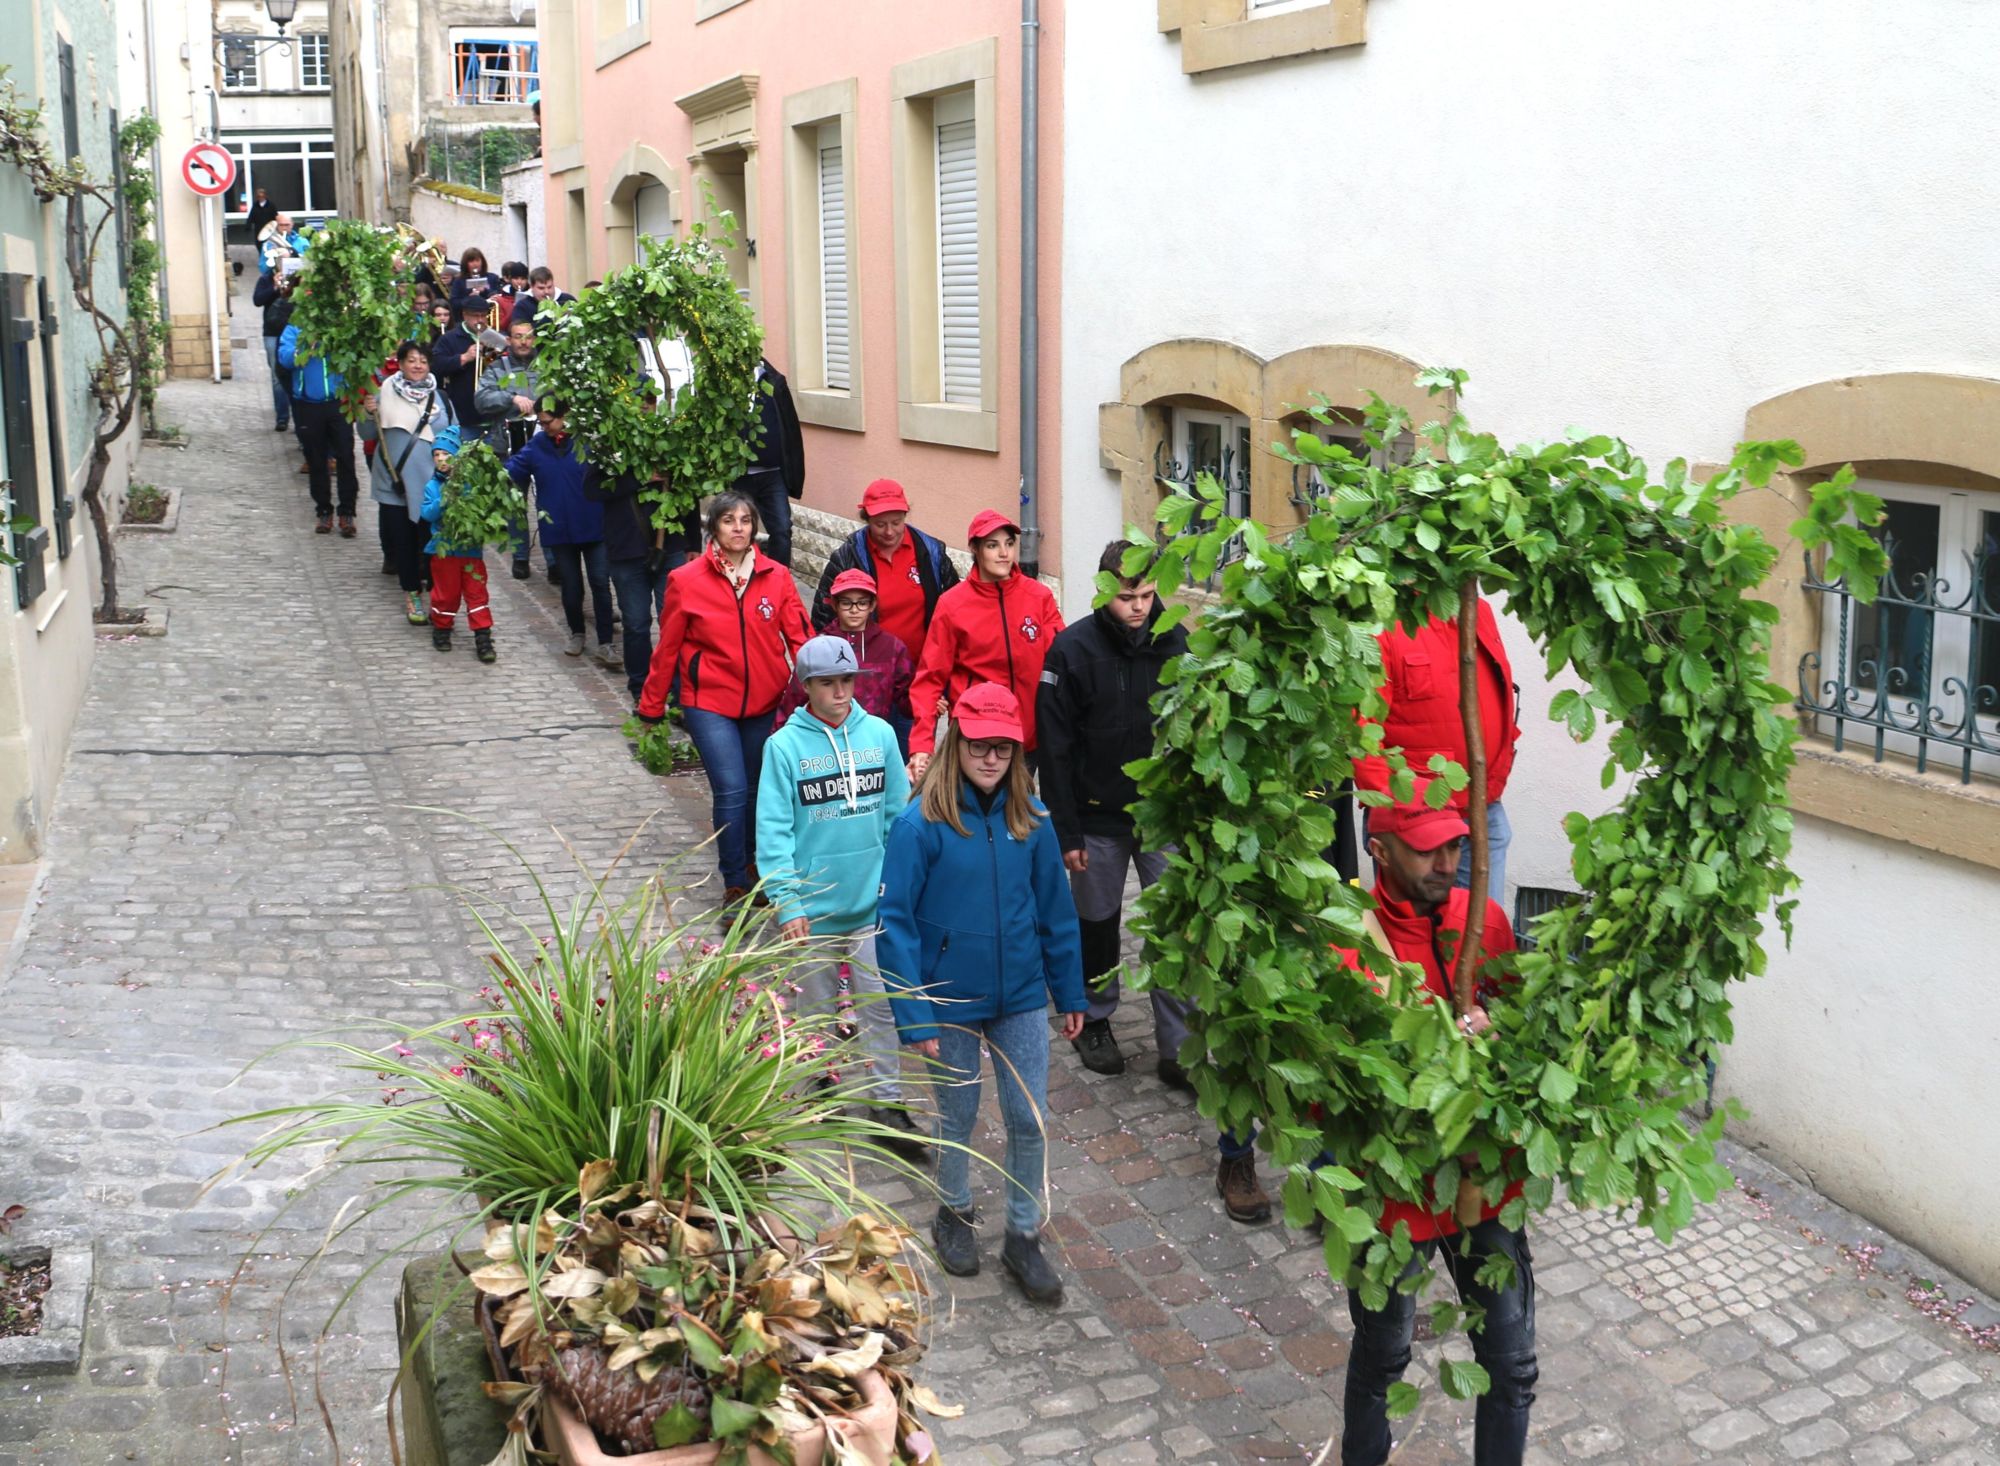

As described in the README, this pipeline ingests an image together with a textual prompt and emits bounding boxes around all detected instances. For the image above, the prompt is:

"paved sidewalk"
[0,322,1994,1464]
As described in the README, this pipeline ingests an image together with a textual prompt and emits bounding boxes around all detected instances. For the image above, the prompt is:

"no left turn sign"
[181,142,237,197]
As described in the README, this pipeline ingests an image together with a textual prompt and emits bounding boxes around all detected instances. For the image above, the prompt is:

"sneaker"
[511,561,531,581]
[314,515,333,534]
[1072,1019,1126,1076]
[595,641,623,669]
[932,1205,979,1278]
[298,462,312,475]
[274,422,289,433]
[1157,1057,1197,1096]
[872,1105,929,1164]
[337,516,357,538]
[564,631,586,656]
[1217,1153,1273,1225]
[432,626,453,653]
[404,591,427,625]
[475,628,496,664]
[1001,1229,1064,1304]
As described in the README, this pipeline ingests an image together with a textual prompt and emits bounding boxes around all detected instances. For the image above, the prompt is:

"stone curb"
[117,484,182,535]
[0,1242,92,1376]
[91,604,169,639]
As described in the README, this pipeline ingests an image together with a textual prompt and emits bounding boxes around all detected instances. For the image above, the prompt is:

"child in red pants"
[418,425,497,663]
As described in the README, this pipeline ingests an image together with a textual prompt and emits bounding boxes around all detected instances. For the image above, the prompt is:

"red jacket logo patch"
[1019,616,1040,643]
[756,596,774,621]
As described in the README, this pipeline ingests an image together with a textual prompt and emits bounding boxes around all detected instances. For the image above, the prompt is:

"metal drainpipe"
[1017,0,1042,579]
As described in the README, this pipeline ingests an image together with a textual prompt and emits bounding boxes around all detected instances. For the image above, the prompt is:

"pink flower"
[393,1044,415,1059]
[449,1064,467,1078]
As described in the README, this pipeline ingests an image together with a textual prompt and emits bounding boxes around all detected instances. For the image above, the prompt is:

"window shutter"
[934,93,979,407]
[817,124,850,392]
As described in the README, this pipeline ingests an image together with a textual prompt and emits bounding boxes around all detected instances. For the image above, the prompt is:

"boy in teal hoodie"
[756,635,920,1155]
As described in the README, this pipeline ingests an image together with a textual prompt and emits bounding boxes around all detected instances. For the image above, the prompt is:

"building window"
[1161,0,1366,75]
[782,78,860,431]
[934,92,979,407]
[890,40,998,452]
[1159,407,1252,575]
[220,37,261,92]
[1801,478,2000,784]
[451,32,539,105]
[297,33,330,90]
[222,135,338,220]
[1287,411,1414,511]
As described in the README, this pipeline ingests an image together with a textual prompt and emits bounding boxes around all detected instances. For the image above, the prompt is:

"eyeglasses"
[966,740,1015,761]
[833,597,874,612]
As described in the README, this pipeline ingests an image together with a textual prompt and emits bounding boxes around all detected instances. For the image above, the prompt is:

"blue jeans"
[551,541,614,644]
[609,553,678,703]
[262,336,290,427]
[933,1008,1052,1236]
[1455,798,1511,899]
[740,469,792,566]
[1343,1220,1537,1466]
[679,707,776,889]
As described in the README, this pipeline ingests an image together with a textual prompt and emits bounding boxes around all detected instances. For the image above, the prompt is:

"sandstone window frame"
[594,0,650,70]
[889,38,999,454]
[782,78,864,432]
[1157,0,1366,75]
[676,73,762,321]
[601,143,679,272]
[1729,372,2000,874]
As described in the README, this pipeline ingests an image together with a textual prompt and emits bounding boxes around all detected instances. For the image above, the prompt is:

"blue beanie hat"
[433,423,462,457]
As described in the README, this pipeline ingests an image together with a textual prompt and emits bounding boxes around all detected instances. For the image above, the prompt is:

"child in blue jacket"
[417,425,496,663]
[755,636,921,1159]
[504,398,616,665]
[875,681,1086,1305]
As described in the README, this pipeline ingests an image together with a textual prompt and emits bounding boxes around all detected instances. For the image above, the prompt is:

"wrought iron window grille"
[1154,438,1248,584]
[1798,527,2000,784]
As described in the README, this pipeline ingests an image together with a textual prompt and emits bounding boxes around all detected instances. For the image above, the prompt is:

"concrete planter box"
[541,1372,899,1466]
[0,1242,92,1376]
[119,485,182,534]
[93,605,169,639]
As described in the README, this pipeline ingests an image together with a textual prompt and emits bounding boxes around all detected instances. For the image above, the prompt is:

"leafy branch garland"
[437,439,528,552]
[1123,373,1886,1404]
[535,221,764,530]
[287,218,415,421]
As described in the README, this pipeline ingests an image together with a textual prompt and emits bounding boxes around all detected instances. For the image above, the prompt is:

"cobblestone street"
[1,334,1995,1464]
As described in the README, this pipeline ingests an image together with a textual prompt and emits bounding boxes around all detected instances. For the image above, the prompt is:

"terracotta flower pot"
[539,1368,901,1466]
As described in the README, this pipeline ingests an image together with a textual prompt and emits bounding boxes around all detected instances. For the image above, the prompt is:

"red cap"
[953,682,1025,743]
[860,478,910,516]
[827,568,879,601]
[1369,799,1470,853]
[967,508,1020,545]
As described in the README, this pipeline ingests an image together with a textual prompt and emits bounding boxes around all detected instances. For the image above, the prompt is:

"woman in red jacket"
[637,492,810,900]
[906,510,1063,784]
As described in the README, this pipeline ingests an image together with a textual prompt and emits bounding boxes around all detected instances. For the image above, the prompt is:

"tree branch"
[1451,575,1490,1016]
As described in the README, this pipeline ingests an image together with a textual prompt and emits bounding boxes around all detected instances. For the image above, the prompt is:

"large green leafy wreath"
[1126,372,1886,1401]
[535,222,765,530]
[437,439,527,552]
[287,219,416,421]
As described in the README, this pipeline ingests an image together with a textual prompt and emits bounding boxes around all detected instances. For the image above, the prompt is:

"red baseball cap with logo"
[953,682,1025,742]
[967,508,1020,545]
[860,478,910,516]
[1369,799,1471,853]
[827,569,879,601]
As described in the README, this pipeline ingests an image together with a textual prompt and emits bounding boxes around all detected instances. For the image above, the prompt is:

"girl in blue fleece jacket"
[875,681,1085,1305]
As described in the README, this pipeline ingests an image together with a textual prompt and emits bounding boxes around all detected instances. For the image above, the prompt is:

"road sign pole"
[200,185,219,383]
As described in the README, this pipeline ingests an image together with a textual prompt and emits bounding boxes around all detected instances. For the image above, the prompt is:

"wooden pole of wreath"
[1452,574,1491,1226]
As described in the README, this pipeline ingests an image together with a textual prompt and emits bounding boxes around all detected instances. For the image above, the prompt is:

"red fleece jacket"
[638,548,810,720]
[1354,599,1519,807]
[908,570,1064,754]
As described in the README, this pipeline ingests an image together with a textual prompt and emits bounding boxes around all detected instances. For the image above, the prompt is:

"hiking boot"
[380,558,396,576]
[337,516,357,538]
[1001,1229,1064,1304]
[1072,1019,1126,1076]
[1158,1057,1197,1096]
[596,641,623,669]
[545,563,560,585]
[511,560,531,580]
[932,1206,979,1278]
[432,626,453,653]
[564,631,586,656]
[274,422,289,432]
[314,515,333,534]
[298,461,312,475]
[404,591,427,625]
[872,1104,929,1163]
[1217,1153,1273,1225]
[475,629,497,664]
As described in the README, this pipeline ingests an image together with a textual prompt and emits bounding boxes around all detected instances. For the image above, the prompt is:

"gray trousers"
[796,929,902,1103]
[1072,833,1192,1054]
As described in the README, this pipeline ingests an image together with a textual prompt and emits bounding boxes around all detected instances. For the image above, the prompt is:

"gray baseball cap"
[796,635,859,681]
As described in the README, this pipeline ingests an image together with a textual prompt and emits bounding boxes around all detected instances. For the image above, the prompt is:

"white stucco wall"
[1060,0,2000,1291]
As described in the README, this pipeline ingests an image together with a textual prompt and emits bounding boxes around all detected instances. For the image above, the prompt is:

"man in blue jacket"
[276,322,358,535]
[755,636,923,1160]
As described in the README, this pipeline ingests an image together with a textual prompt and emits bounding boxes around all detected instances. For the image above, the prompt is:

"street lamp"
[216,0,301,66]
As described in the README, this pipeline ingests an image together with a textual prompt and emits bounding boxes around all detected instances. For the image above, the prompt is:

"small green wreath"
[437,439,530,552]
[1125,371,1887,1404]
[535,220,765,531]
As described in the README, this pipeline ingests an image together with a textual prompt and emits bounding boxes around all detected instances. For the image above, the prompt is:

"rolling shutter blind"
[817,124,850,392]
[934,92,979,406]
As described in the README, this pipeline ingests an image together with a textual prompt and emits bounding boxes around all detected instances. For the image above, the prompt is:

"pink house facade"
[536,0,1066,587]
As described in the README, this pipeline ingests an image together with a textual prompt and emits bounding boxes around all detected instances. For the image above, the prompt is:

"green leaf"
[654,1405,703,1448]
[681,1318,727,1374]
[1537,1062,1579,1105]
[1385,1381,1421,1418]
[1439,1357,1492,1400]
[710,1396,764,1439]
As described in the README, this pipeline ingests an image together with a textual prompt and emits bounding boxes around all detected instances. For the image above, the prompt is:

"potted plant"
[221,846,953,1463]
